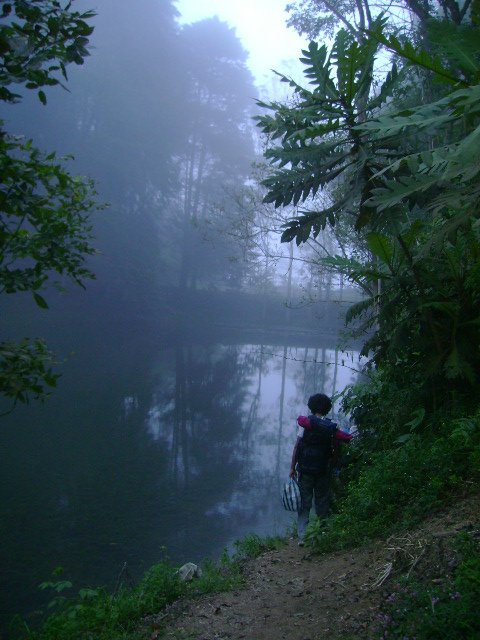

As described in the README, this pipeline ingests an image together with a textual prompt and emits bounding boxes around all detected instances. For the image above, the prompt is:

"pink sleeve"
[297,415,311,430]
[335,430,353,441]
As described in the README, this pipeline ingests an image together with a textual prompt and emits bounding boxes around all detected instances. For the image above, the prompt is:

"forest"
[0,0,479,638]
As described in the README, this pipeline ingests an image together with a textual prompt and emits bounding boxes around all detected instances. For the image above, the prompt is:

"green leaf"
[345,298,375,324]
[367,174,440,212]
[394,433,412,444]
[357,107,453,138]
[428,20,480,78]
[366,233,394,266]
[33,293,49,309]
[366,29,464,85]
[38,90,47,105]
[368,63,400,110]
[404,408,425,431]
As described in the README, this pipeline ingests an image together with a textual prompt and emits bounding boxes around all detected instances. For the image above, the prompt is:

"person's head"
[307,393,332,416]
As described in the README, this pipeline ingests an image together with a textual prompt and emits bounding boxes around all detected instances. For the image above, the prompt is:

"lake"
[0,330,362,632]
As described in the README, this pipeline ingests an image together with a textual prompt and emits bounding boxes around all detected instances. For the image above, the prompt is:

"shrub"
[15,533,284,640]
[307,414,480,552]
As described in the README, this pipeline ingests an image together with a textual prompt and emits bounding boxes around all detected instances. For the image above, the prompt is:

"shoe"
[298,540,304,547]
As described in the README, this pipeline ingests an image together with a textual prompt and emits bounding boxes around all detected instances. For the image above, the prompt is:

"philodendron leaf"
[366,232,394,266]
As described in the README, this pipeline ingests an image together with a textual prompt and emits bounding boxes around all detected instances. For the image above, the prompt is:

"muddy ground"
[154,492,479,640]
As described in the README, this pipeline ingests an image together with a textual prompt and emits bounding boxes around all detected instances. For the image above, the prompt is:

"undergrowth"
[232,533,286,560]
[11,534,285,640]
[378,530,480,639]
[306,412,480,552]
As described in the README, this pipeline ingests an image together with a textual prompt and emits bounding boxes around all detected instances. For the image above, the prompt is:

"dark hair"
[307,393,332,416]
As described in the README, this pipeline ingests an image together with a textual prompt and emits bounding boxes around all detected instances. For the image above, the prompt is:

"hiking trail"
[151,492,479,640]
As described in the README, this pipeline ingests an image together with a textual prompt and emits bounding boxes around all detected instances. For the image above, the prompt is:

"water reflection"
[144,343,361,553]
[0,338,362,631]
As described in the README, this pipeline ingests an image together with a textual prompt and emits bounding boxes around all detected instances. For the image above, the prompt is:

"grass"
[10,533,286,640]
[232,533,286,560]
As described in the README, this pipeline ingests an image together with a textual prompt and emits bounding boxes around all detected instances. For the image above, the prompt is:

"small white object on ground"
[177,562,203,581]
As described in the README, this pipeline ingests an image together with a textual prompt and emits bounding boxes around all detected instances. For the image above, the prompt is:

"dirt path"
[158,493,480,640]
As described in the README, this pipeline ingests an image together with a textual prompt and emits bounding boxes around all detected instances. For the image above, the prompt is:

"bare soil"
[156,492,480,640]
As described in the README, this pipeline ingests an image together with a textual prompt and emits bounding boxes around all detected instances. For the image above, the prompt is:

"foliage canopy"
[0,0,98,411]
[257,16,480,410]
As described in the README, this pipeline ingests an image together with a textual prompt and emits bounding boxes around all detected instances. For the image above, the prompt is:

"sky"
[175,0,309,94]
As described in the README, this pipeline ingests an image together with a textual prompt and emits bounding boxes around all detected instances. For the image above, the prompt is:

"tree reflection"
[146,344,250,553]
[1,336,362,632]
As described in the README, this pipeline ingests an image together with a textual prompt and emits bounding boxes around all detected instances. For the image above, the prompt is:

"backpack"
[297,415,336,476]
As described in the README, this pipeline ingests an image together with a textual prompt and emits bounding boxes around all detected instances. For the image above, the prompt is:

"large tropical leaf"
[280,194,356,243]
[366,174,442,211]
[331,29,359,105]
[427,20,480,81]
[345,297,376,324]
[264,138,349,169]
[366,232,395,267]
[357,103,454,138]
[262,161,350,208]
[300,41,339,100]
[367,63,399,111]
[366,29,464,85]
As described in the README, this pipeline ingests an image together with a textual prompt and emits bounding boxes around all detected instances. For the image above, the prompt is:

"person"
[289,393,349,546]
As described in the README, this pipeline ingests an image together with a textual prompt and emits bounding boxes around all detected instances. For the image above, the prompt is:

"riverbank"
[155,491,480,640]
[18,490,479,640]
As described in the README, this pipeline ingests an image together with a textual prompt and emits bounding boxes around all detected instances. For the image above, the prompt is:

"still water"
[0,336,361,630]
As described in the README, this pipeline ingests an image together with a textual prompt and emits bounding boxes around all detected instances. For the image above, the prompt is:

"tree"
[0,0,97,411]
[256,16,400,239]
[285,0,473,41]
[257,13,480,430]
[172,17,257,291]
[15,0,188,305]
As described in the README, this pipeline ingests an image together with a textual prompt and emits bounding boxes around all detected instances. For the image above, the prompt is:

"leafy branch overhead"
[0,134,97,298]
[0,1,98,410]
[257,14,480,399]
[0,0,95,104]
[349,19,479,220]
[255,16,400,240]
[0,339,59,413]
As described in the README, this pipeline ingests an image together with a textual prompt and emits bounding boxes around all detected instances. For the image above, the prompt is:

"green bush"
[24,562,186,640]
[15,533,285,640]
[307,414,480,552]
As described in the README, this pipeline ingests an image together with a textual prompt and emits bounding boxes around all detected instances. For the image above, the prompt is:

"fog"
[0,0,361,632]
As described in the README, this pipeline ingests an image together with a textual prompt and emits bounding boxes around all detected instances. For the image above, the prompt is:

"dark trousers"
[297,472,331,540]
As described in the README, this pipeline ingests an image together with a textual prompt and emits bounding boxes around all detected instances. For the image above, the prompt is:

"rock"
[176,562,203,582]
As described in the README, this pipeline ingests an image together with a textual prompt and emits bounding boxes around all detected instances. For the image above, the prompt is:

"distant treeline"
[158,286,355,337]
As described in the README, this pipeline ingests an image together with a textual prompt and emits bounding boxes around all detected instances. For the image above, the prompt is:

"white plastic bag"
[282,477,301,512]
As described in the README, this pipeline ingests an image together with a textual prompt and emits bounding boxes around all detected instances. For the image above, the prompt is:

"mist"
[0,1,361,632]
